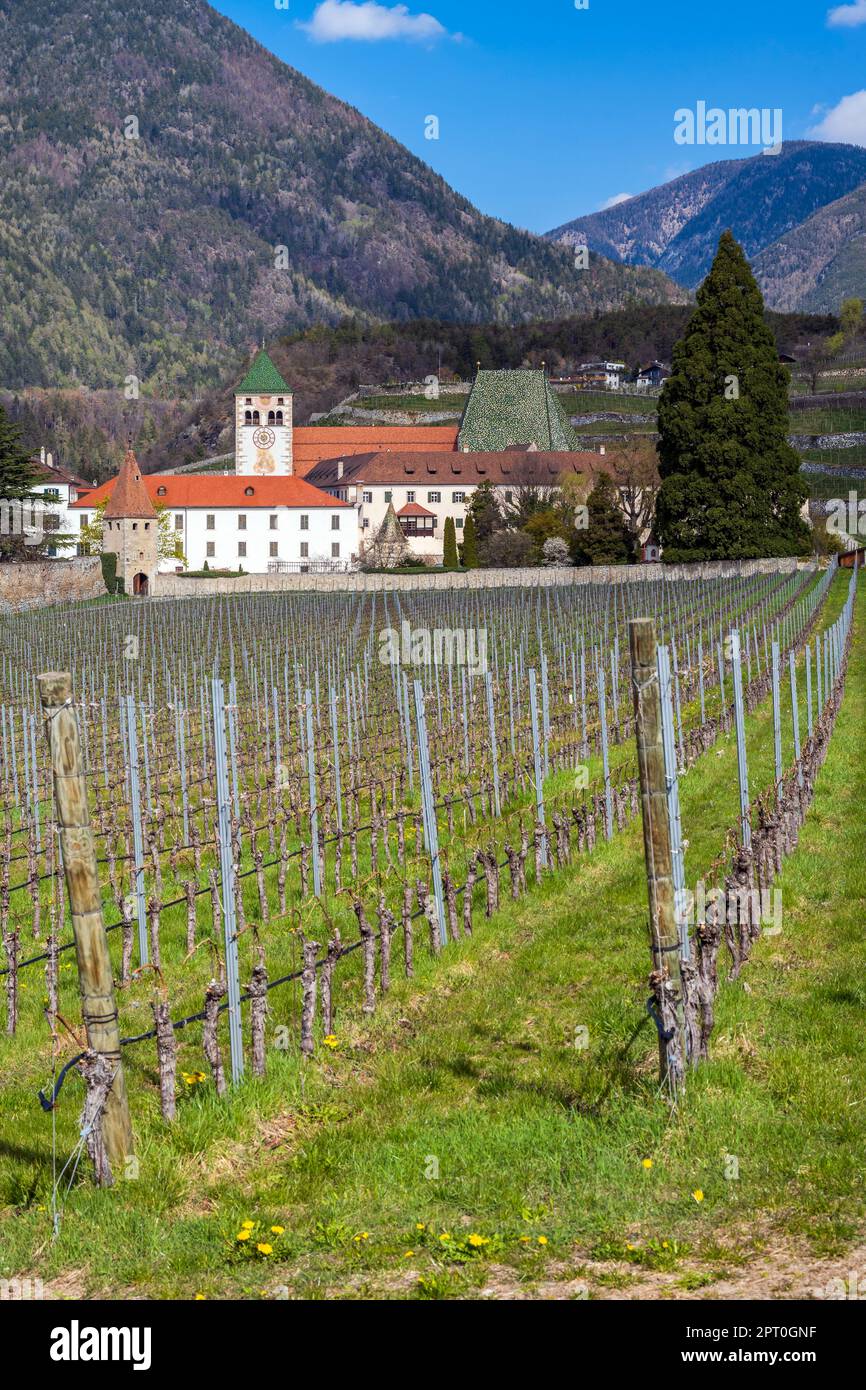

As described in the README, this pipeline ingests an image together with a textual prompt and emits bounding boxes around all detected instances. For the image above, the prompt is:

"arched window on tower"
[274,411,283,426]
[267,411,276,426]
[252,410,260,425]
[244,410,252,426]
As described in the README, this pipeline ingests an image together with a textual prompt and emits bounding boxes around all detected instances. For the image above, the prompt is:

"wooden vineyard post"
[38,671,134,1182]
[628,622,686,1100]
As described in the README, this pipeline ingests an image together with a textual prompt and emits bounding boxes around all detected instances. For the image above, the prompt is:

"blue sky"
[212,0,866,233]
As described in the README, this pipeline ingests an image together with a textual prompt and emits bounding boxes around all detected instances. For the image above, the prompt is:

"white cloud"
[808,90,866,144]
[600,192,634,210]
[299,1,455,44]
[827,1,866,28]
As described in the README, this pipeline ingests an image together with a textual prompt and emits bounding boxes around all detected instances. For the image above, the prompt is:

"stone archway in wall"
[132,572,149,596]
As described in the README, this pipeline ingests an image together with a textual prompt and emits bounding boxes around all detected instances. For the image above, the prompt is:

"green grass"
[0,577,862,1300]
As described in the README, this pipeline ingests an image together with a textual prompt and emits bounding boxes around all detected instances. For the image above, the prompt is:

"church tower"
[103,447,158,596]
[234,349,293,476]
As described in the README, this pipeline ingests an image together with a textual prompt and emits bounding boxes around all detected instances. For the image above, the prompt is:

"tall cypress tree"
[462,513,479,568]
[655,231,809,561]
[442,515,459,568]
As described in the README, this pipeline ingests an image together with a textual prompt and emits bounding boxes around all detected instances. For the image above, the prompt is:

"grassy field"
[0,575,862,1301]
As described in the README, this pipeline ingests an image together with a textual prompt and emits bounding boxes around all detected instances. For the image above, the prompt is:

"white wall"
[164,505,348,573]
[353,483,474,560]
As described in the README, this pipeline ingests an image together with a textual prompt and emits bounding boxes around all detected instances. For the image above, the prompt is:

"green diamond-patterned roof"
[235,349,292,395]
[457,369,578,452]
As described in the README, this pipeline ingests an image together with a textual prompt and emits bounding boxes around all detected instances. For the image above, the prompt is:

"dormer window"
[157,486,167,496]
[244,486,254,496]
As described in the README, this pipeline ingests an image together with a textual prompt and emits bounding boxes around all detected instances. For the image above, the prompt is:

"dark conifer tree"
[655,231,809,560]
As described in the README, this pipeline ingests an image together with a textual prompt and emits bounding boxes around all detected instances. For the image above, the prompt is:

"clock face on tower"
[252,427,275,450]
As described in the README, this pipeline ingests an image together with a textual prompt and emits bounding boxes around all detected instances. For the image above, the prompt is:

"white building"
[72,352,353,573]
[305,449,604,563]
[24,450,92,555]
[73,472,351,574]
[577,361,629,390]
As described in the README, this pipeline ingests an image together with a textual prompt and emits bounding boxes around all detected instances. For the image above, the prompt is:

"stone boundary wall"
[0,557,104,614]
[151,556,804,600]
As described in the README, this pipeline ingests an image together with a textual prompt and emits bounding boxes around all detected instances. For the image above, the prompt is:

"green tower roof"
[458,369,578,452]
[235,349,292,395]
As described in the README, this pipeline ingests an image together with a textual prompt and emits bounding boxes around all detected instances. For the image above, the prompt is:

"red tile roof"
[305,449,607,489]
[72,473,346,510]
[397,502,436,518]
[104,449,156,519]
[292,426,459,476]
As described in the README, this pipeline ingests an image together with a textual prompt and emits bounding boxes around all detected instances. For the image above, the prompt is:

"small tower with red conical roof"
[103,447,158,595]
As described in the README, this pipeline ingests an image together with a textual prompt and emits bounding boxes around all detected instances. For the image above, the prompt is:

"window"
[406,490,415,503]
[362,490,373,504]
[238,514,247,530]
[144,522,150,531]
[269,514,278,530]
[427,491,441,503]
[300,514,309,531]
[331,514,340,531]
[206,541,215,558]
[504,490,513,503]
[384,491,392,503]
[206,514,215,530]
[452,491,465,503]
[269,542,278,558]
[244,486,254,497]
[456,517,464,529]
[267,411,275,426]
[300,541,309,558]
[174,514,183,529]
[238,541,246,558]
[79,515,88,528]
[132,522,138,531]
[274,411,283,426]
[363,518,369,529]
[156,485,167,497]
[331,542,340,558]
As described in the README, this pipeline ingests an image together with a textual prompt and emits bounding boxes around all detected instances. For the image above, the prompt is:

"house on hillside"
[635,361,671,391]
[573,361,629,391]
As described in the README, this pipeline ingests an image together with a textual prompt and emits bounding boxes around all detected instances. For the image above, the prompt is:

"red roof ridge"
[73,473,347,510]
[104,448,156,519]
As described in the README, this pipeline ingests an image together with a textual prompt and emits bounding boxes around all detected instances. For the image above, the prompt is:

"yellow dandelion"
[439,1232,451,1243]
[468,1234,489,1248]
[270,1225,285,1235]
[236,1231,251,1242]
[404,1250,414,1257]
[323,1035,339,1049]
[416,1222,426,1231]
[241,1220,255,1230]
[519,1236,531,1244]
[642,1158,653,1169]
[537,1236,548,1246]
[692,1189,704,1203]
[626,1243,637,1251]
[257,1243,273,1255]
[195,1294,206,1300]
